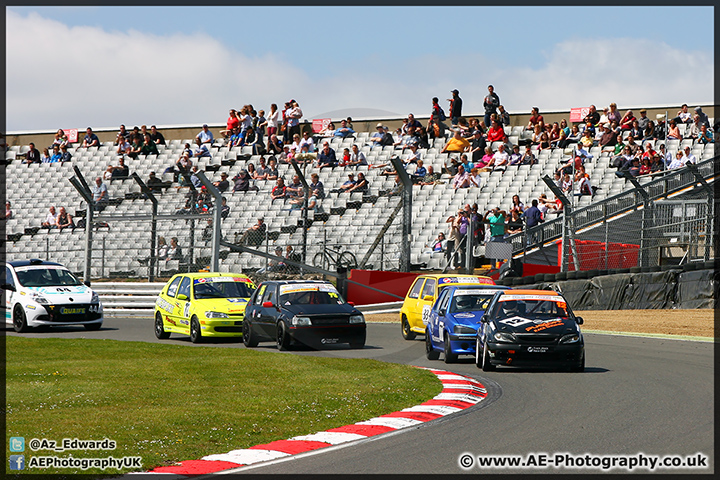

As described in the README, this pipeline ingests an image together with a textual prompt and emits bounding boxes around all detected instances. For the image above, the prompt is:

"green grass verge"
[6,337,441,475]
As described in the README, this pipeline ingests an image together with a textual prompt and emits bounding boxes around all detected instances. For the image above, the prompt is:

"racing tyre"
[481,339,495,372]
[154,312,170,339]
[401,315,416,340]
[276,322,291,351]
[443,332,457,364]
[475,337,483,368]
[571,352,585,372]
[425,329,440,360]
[339,251,357,270]
[13,305,30,333]
[243,320,258,347]
[190,316,203,344]
[84,322,102,331]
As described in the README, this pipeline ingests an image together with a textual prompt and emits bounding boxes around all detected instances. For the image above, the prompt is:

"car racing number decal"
[422,304,432,325]
[184,302,191,318]
[499,316,534,327]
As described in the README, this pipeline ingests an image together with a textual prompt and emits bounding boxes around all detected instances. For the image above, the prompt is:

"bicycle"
[312,242,358,271]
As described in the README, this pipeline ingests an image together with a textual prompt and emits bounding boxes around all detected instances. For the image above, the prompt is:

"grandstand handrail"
[507,156,717,255]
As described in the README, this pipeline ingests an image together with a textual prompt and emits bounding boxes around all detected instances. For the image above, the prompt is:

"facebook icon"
[9,455,25,470]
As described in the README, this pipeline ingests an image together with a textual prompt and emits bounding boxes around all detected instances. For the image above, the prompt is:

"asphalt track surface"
[6,317,715,475]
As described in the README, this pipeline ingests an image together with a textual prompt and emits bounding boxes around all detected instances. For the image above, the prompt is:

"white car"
[3,259,103,332]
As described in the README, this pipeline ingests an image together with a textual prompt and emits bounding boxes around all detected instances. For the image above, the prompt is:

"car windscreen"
[279,283,344,305]
[496,296,569,319]
[450,292,497,313]
[193,277,255,299]
[15,267,83,287]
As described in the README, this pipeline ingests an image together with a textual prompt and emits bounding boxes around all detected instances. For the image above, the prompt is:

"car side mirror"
[1,283,16,292]
[480,315,489,323]
[575,316,584,325]
[262,301,274,308]
[423,295,434,302]
[438,309,446,316]
[83,280,92,287]
[177,293,188,301]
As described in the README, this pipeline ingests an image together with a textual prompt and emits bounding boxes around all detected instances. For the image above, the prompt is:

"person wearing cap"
[196,124,214,145]
[693,106,710,129]
[370,123,390,148]
[637,109,650,131]
[231,169,249,192]
[449,89,462,126]
[469,129,487,164]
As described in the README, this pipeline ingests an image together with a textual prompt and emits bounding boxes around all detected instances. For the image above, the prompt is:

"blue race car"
[425,285,510,363]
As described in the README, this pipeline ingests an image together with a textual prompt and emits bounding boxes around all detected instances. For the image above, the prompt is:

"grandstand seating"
[4,121,715,277]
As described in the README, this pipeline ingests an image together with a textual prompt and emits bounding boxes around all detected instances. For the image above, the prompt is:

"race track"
[6,317,714,474]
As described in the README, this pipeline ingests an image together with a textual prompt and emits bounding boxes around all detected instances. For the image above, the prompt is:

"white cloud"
[6,11,713,133]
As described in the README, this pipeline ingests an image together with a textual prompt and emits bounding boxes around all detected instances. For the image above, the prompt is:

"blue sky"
[6,6,714,132]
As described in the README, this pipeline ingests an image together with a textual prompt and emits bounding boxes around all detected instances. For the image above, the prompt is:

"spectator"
[606,103,622,125]
[682,146,697,164]
[418,165,441,185]
[449,89,463,126]
[641,142,657,161]
[196,124,214,146]
[666,119,681,139]
[598,124,618,151]
[347,144,367,167]
[139,134,159,156]
[685,115,702,140]
[345,172,368,195]
[262,103,280,140]
[21,142,41,165]
[56,207,74,231]
[165,237,183,262]
[483,85,500,130]
[332,173,356,194]
[232,170,251,192]
[193,137,211,158]
[92,177,109,210]
[639,157,652,176]
[636,109,650,131]
[538,132,551,151]
[280,174,301,199]
[694,107,710,129]
[505,210,523,235]
[649,154,665,173]
[296,173,317,200]
[497,105,510,127]
[334,119,355,138]
[575,170,593,196]
[475,146,494,171]
[668,150,686,170]
[524,199,544,244]
[441,129,471,154]
[484,207,507,242]
[627,158,641,177]
[221,109,240,138]
[146,171,164,194]
[674,104,692,124]
[316,141,337,169]
[285,101,303,140]
[103,164,114,181]
[492,143,510,171]
[266,134,284,155]
[509,194,525,215]
[583,105,601,126]
[5,201,13,219]
[411,159,427,180]
[526,107,544,131]
[115,124,130,144]
[619,109,636,130]
[41,206,58,228]
[82,127,100,148]
[235,217,266,246]
[265,157,279,181]
[486,120,507,144]
[49,145,62,163]
[530,124,543,146]
[469,129,487,164]
[612,145,635,170]
[59,144,72,163]
[189,165,202,189]
[468,167,482,188]
[429,97,448,139]
[561,172,573,193]
[452,164,471,190]
[317,121,336,140]
[127,135,142,159]
[386,174,403,197]
[521,145,537,165]
[212,172,230,193]
[52,129,69,149]
[270,178,287,201]
[698,124,714,144]
[428,232,447,253]
[149,125,165,146]
[110,157,130,179]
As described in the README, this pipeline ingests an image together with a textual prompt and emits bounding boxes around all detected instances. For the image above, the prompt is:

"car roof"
[261,280,332,286]
[498,289,561,297]
[448,285,510,293]
[7,259,65,268]
[418,274,494,280]
[173,272,251,279]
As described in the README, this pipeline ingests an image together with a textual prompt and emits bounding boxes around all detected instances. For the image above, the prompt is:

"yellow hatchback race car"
[154,272,256,343]
[400,274,495,340]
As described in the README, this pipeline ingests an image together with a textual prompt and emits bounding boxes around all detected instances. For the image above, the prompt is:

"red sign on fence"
[570,107,589,124]
[63,128,79,143]
[312,118,331,133]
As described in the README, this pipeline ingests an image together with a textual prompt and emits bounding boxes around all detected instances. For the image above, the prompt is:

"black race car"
[242,280,366,350]
[475,289,585,372]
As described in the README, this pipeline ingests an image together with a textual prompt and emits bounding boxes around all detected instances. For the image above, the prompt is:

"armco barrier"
[93,282,403,318]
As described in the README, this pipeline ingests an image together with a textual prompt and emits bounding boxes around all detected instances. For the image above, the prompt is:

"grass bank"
[6,337,441,475]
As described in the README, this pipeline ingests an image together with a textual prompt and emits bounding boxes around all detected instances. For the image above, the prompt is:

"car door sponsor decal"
[525,319,565,332]
[156,298,174,314]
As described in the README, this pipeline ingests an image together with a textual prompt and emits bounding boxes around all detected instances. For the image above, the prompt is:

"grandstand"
[3,108,716,280]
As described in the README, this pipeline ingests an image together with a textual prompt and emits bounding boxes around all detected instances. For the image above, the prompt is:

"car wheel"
[190,316,203,344]
[443,332,457,364]
[481,339,495,372]
[425,329,440,360]
[571,351,585,372]
[475,337,483,368]
[349,332,366,349]
[84,322,102,331]
[401,315,416,340]
[276,321,291,351]
[154,312,170,339]
[243,320,258,347]
[13,305,30,333]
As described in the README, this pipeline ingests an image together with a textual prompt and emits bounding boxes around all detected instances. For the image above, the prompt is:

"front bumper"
[199,318,244,337]
[27,303,103,326]
[447,333,478,355]
[486,342,584,368]
[288,324,366,346]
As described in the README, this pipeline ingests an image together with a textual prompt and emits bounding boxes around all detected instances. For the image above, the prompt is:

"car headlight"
[91,292,100,304]
[493,331,516,343]
[454,325,476,335]
[291,316,312,326]
[559,333,581,344]
[349,315,365,324]
[30,292,49,304]
[205,311,229,318]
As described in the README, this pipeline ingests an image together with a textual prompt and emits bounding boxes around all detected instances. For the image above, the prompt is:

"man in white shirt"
[41,206,58,228]
[681,146,697,164]
[491,143,510,170]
